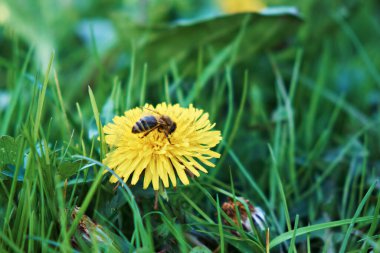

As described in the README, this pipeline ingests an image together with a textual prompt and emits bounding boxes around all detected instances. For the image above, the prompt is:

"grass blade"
[338,180,378,253]
[270,215,380,249]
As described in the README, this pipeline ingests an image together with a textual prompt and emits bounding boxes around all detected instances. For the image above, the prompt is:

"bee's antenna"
[142,107,162,116]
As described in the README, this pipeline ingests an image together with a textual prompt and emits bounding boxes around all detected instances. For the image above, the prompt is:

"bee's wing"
[143,115,159,128]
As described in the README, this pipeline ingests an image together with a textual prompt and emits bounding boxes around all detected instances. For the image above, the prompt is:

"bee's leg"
[164,131,172,144]
[141,130,153,138]
[140,126,159,139]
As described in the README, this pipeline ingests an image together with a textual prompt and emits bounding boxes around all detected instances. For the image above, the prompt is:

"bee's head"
[169,122,176,134]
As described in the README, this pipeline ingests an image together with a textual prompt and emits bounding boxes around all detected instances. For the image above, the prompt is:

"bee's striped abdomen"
[132,115,157,133]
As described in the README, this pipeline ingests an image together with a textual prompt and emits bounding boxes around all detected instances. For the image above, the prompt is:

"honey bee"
[132,107,177,144]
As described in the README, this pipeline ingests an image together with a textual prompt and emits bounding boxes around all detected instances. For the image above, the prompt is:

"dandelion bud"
[221,197,266,232]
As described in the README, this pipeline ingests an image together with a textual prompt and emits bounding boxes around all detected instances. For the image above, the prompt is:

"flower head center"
[143,132,172,154]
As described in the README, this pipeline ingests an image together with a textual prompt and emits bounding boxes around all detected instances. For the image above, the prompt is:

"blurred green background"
[1,0,380,182]
[1,0,379,138]
[1,0,380,252]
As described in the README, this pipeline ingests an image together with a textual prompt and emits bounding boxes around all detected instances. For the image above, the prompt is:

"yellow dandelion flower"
[216,0,266,14]
[102,103,222,190]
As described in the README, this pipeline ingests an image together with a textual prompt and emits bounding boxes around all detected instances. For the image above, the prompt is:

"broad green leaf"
[112,7,302,81]
[0,165,25,181]
[190,246,212,253]
[0,136,22,169]
[57,161,83,178]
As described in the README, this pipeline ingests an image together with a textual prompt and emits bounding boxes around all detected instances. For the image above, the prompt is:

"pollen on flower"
[102,103,222,190]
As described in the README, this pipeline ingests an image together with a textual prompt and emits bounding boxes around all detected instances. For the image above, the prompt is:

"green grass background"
[0,0,379,252]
